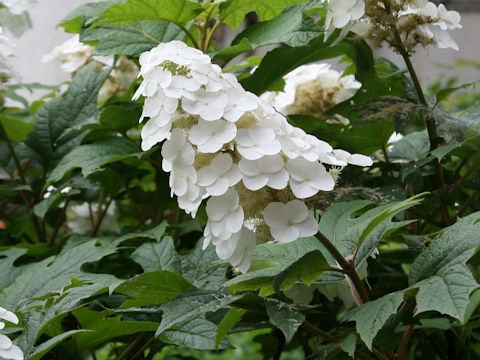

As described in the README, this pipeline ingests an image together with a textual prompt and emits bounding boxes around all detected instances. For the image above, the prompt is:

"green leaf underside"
[265,298,305,342]
[82,20,184,57]
[344,291,404,350]
[156,290,243,335]
[132,237,229,289]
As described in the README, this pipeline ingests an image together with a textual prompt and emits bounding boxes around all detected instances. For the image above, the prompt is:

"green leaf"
[116,270,195,308]
[131,236,181,273]
[273,250,329,292]
[99,0,204,26]
[413,264,479,321]
[0,116,34,142]
[409,212,480,284]
[265,298,305,342]
[0,247,27,290]
[72,307,158,351]
[344,291,404,350]
[213,38,253,63]
[81,21,184,57]
[219,0,308,30]
[231,1,323,48]
[20,63,109,166]
[289,114,394,155]
[225,237,325,295]
[115,221,168,245]
[0,239,119,310]
[47,136,143,183]
[388,130,429,162]
[408,212,480,322]
[27,330,90,360]
[60,0,124,33]
[318,196,422,271]
[132,237,229,289]
[340,333,357,358]
[156,290,243,335]
[464,289,480,323]
[160,316,230,350]
[33,188,80,218]
[215,308,246,349]
[435,81,478,105]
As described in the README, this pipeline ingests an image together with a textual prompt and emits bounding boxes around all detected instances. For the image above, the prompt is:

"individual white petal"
[284,200,309,224]
[289,179,320,198]
[348,153,373,166]
[207,177,230,196]
[0,341,24,360]
[0,308,18,325]
[266,169,289,190]
[0,334,12,350]
[242,174,269,191]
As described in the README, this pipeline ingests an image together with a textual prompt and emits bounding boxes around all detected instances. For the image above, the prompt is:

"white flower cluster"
[135,41,372,272]
[399,1,462,50]
[0,307,23,360]
[261,63,361,121]
[43,35,138,101]
[325,0,462,50]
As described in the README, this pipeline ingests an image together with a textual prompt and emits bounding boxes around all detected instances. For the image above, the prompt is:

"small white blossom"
[161,128,195,172]
[287,158,335,198]
[169,163,197,198]
[325,0,365,39]
[188,119,236,153]
[331,149,373,166]
[236,126,281,160]
[182,88,228,121]
[225,227,257,273]
[140,117,172,151]
[263,200,318,243]
[197,153,241,196]
[223,87,258,122]
[238,155,288,191]
[204,188,244,241]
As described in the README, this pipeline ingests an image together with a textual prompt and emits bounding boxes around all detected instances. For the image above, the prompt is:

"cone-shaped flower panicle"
[135,40,373,272]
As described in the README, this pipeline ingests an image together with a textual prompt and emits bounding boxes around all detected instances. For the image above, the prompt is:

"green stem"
[315,232,369,304]
[392,27,438,148]
[91,197,114,237]
[178,24,200,50]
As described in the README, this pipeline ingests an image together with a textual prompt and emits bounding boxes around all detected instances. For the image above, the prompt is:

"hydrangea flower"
[135,40,373,272]
[263,200,318,243]
[261,63,361,118]
[0,307,24,360]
